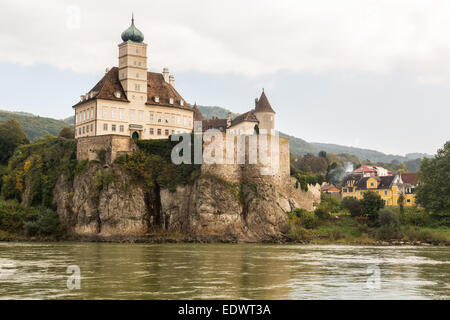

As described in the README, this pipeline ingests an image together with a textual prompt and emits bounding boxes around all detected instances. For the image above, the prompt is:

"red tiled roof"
[231,110,258,126]
[73,67,193,112]
[193,104,204,121]
[201,118,228,131]
[254,91,275,113]
[401,173,417,185]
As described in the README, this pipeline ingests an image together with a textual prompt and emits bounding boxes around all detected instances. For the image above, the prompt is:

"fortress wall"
[77,135,136,163]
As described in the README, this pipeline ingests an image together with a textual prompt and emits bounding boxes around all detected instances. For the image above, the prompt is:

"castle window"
[139,111,144,121]
[130,111,135,121]
[82,126,85,134]
[112,124,116,132]
[136,48,139,54]
[90,109,94,119]
[134,61,136,66]
[120,109,124,120]
[407,199,411,203]
[172,130,175,134]
[155,96,160,103]
[169,98,174,104]
[165,115,169,123]
[86,111,89,120]
[150,113,154,122]
[83,111,86,121]
[180,100,184,106]
[90,124,93,132]
[165,129,169,136]
[103,108,108,119]
[370,182,374,187]
[136,73,139,79]
[111,109,116,119]
[171,116,175,124]
[183,117,187,126]
[157,114,162,123]
[157,129,161,135]
[132,95,135,100]
[138,62,142,66]
[120,125,124,133]
[177,116,181,124]
[150,128,154,135]
[86,125,89,133]
[79,128,81,135]
[384,190,388,196]
[115,91,121,99]
[103,124,108,131]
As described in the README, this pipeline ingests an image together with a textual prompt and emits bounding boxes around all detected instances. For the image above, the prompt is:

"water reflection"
[0,243,448,299]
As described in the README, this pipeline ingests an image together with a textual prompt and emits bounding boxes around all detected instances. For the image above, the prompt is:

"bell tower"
[118,14,148,104]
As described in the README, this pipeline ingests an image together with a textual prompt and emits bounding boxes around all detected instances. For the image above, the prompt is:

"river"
[0,242,448,299]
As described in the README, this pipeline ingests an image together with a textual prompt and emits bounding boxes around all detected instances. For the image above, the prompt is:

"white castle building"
[73,16,194,140]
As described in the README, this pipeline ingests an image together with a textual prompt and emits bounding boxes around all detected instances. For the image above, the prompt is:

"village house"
[341,172,417,206]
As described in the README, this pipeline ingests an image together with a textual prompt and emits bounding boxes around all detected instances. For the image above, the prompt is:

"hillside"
[0,110,72,141]
[1,107,430,164]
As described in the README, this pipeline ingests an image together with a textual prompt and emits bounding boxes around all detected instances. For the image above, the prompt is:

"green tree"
[416,141,450,215]
[360,191,385,220]
[58,127,75,139]
[398,193,405,215]
[342,197,362,217]
[0,119,29,164]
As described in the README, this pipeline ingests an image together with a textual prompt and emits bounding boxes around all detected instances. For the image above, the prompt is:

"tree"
[398,193,405,215]
[360,191,385,220]
[0,119,29,164]
[58,127,75,139]
[416,141,450,215]
[342,197,362,217]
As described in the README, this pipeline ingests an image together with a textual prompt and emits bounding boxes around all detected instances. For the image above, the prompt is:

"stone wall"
[76,135,137,163]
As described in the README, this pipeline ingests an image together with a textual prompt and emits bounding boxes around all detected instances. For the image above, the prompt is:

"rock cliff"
[53,163,321,242]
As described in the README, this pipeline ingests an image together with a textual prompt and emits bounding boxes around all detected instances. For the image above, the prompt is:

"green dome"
[121,16,144,43]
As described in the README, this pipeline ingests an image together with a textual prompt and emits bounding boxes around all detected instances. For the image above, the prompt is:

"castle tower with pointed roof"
[254,90,275,132]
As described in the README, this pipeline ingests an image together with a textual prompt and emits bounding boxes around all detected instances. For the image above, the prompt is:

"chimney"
[162,68,169,82]
[254,98,258,107]
[227,112,232,127]
[169,75,175,87]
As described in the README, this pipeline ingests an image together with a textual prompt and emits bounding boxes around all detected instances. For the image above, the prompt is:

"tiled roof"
[254,91,275,113]
[73,67,128,107]
[354,176,395,190]
[146,72,191,109]
[73,67,193,112]
[193,104,204,121]
[201,118,228,131]
[231,110,258,126]
[401,173,417,185]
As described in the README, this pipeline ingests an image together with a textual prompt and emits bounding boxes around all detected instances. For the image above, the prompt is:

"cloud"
[2,0,450,83]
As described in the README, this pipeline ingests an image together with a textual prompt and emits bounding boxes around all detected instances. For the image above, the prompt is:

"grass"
[287,210,450,245]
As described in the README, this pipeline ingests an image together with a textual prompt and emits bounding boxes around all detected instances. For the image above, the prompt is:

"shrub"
[319,193,341,214]
[376,209,401,240]
[342,197,362,217]
[360,191,385,220]
[293,208,318,229]
[314,207,330,220]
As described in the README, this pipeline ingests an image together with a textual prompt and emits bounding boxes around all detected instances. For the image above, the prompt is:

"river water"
[0,242,448,299]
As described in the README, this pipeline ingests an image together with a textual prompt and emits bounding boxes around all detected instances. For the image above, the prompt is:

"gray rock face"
[54,163,320,242]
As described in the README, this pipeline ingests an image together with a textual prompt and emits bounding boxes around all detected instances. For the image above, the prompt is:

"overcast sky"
[0,0,449,155]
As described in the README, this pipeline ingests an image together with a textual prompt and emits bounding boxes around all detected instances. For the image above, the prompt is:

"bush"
[0,200,65,237]
[293,208,318,229]
[376,209,401,240]
[319,193,341,213]
[314,207,330,220]
[342,197,362,217]
[360,191,385,220]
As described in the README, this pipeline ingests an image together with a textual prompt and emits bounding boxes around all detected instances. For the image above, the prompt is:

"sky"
[0,0,449,156]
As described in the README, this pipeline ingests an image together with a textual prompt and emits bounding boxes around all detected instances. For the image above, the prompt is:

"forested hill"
[0,110,71,141]
[1,108,431,165]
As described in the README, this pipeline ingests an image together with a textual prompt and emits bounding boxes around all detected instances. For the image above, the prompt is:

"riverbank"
[1,198,449,245]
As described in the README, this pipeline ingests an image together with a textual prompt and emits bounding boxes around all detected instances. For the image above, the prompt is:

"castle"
[73,16,289,178]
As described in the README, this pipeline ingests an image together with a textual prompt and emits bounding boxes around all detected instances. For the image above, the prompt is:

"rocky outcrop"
[53,163,321,242]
